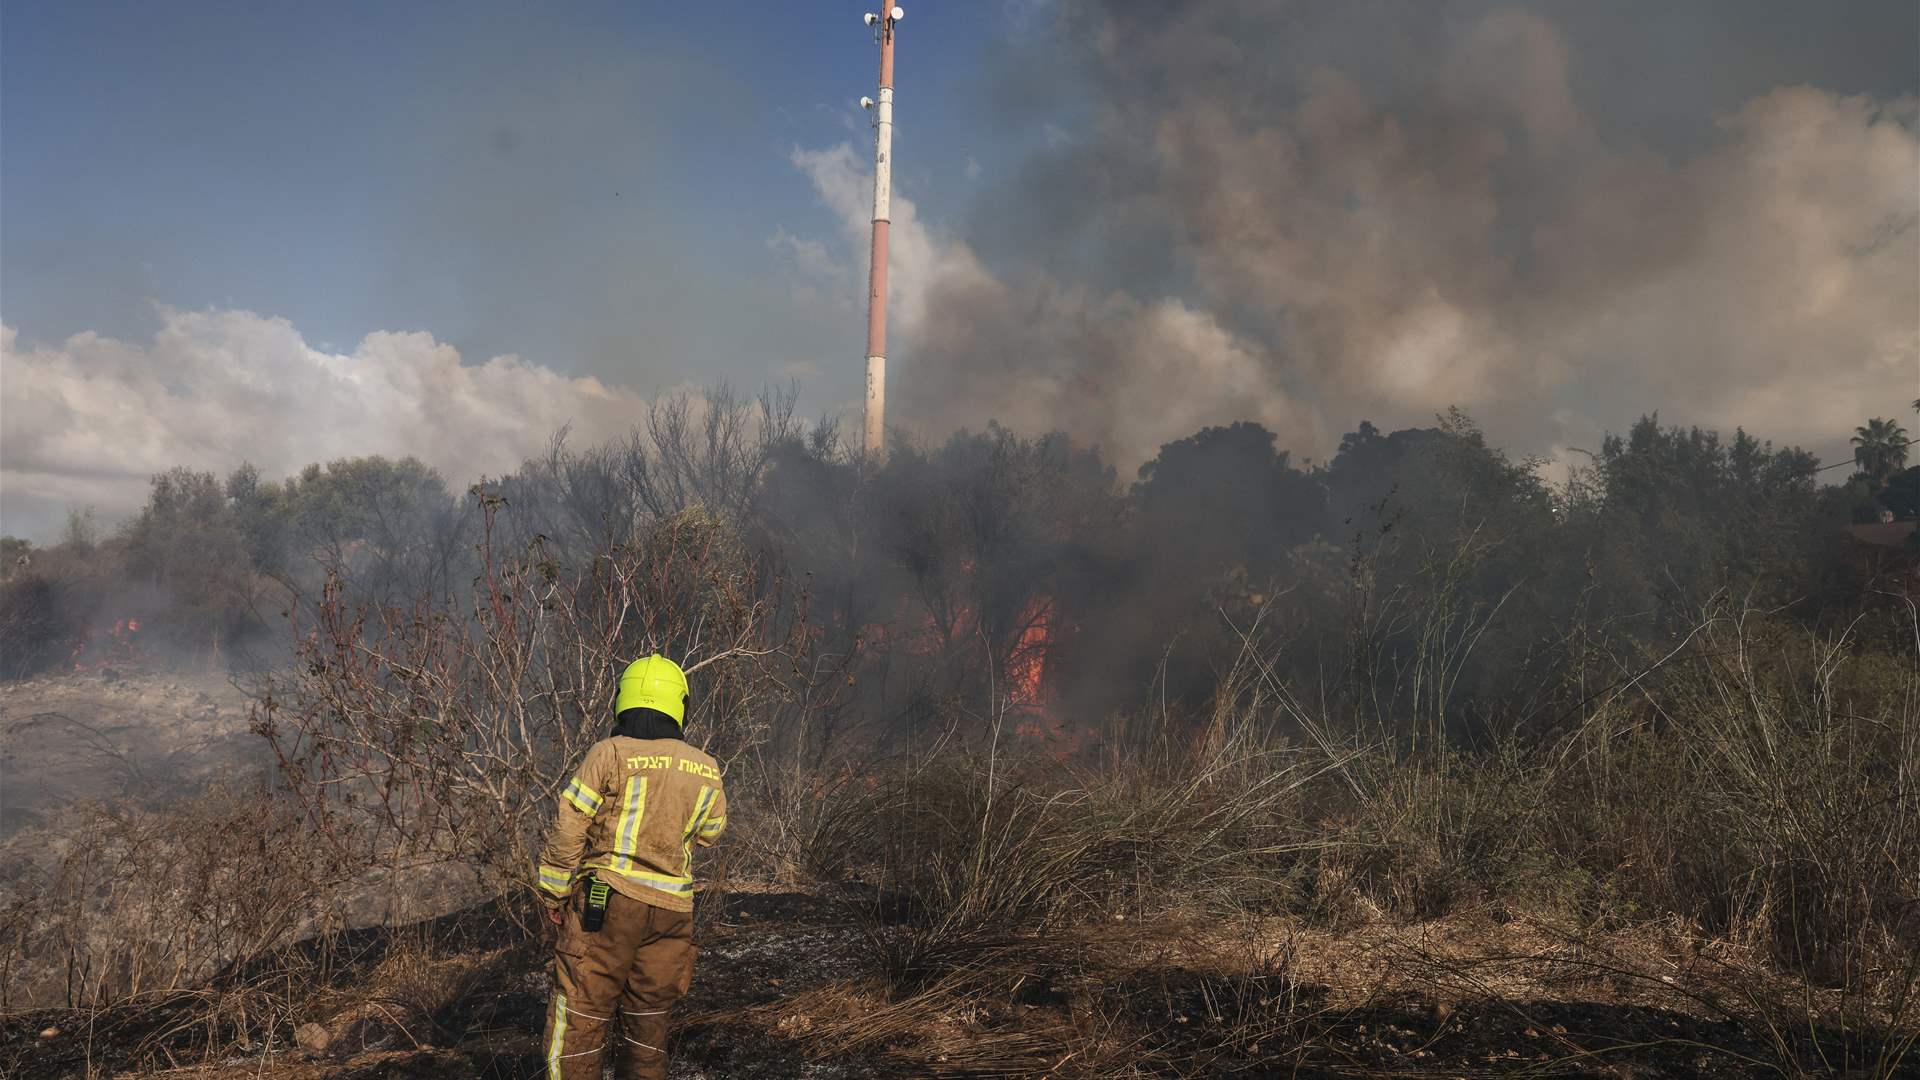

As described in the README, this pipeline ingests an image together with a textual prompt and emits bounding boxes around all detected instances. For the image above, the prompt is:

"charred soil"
[4,888,1903,1079]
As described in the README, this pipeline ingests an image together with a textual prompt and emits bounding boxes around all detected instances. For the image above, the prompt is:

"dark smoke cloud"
[794,1,1917,473]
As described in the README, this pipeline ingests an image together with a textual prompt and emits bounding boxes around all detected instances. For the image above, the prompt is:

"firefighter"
[534,653,727,1080]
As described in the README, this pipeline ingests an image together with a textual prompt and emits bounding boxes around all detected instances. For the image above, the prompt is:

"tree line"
[1,391,1911,754]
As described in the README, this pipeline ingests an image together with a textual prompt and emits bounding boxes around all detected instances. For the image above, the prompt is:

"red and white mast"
[860,6,903,460]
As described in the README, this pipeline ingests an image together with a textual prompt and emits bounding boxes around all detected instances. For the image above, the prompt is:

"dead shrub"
[253,498,822,910]
[0,783,343,1012]
[805,708,1348,997]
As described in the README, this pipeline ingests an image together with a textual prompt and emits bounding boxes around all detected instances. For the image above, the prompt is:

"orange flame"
[71,617,145,672]
[1007,593,1052,709]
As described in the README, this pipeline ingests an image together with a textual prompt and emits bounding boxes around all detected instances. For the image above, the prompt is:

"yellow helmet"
[614,653,690,726]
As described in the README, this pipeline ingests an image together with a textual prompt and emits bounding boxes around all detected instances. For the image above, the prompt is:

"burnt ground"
[0,668,262,835]
[3,888,1908,1079]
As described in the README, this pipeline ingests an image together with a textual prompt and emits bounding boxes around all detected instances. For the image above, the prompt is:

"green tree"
[124,467,254,647]
[1134,421,1325,576]
[281,456,470,601]
[1317,412,1561,741]
[224,462,289,574]
[1588,416,1820,616]
[1852,417,1911,486]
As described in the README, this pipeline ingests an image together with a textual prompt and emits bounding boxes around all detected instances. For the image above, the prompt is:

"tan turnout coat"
[536,735,727,914]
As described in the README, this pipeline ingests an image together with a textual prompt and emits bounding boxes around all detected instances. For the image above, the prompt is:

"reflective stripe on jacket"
[535,735,728,913]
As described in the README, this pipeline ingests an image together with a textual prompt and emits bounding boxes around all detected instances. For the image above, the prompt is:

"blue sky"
[2,1,1017,391]
[2,2,1915,540]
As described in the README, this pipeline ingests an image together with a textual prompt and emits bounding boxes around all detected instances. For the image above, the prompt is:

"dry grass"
[726,608,1919,1078]
[4,601,1912,1077]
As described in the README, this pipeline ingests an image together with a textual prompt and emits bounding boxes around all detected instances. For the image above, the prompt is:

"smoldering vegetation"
[1,389,1916,1077]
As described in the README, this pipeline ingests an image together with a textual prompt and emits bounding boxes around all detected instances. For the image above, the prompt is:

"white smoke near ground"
[783,3,1918,474]
[0,310,647,537]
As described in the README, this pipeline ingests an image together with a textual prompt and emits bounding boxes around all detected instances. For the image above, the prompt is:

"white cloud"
[0,309,649,538]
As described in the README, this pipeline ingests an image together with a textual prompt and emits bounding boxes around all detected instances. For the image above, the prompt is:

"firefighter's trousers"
[541,887,696,1080]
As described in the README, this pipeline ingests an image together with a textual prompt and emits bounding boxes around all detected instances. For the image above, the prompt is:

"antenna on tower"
[860,6,903,462]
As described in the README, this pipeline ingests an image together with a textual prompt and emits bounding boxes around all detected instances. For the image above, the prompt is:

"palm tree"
[1852,417,1911,486]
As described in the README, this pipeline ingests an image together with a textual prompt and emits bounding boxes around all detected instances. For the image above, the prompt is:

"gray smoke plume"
[796,1,1917,471]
